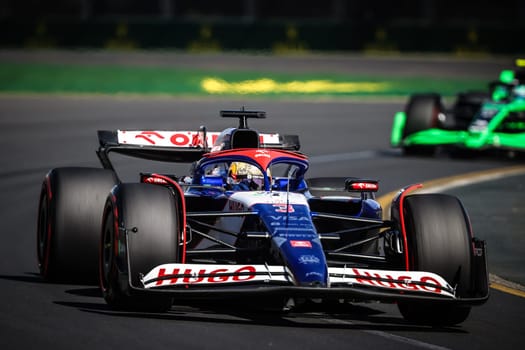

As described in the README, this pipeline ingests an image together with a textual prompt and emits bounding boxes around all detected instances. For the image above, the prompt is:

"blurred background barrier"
[0,0,524,55]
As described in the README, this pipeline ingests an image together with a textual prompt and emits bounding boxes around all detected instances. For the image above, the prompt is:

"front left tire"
[100,183,180,312]
[397,194,474,326]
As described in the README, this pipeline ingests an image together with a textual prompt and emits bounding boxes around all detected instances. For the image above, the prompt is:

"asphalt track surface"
[1,92,524,350]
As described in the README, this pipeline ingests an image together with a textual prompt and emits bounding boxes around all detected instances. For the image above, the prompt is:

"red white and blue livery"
[37,110,489,325]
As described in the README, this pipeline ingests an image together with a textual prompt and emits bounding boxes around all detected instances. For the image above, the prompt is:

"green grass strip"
[0,62,488,97]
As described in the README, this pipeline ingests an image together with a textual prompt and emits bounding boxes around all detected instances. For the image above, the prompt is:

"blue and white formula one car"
[37,110,488,325]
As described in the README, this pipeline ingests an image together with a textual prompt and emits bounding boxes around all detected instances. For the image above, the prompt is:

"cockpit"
[199,160,266,191]
[193,153,308,193]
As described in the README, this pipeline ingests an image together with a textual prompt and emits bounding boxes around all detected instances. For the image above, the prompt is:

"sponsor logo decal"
[298,255,320,264]
[118,130,219,147]
[306,271,324,279]
[118,131,281,148]
[269,215,309,221]
[155,265,257,286]
[142,176,168,184]
[290,240,312,248]
[346,268,445,294]
[254,150,271,158]
[135,131,165,144]
[351,182,379,191]
[170,133,191,146]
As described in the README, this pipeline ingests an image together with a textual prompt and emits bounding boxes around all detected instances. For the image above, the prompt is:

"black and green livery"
[391,60,525,156]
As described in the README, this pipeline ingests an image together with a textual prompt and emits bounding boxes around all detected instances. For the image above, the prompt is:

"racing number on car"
[273,204,294,213]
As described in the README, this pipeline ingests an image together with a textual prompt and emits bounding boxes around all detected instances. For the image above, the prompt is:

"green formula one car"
[391,62,525,157]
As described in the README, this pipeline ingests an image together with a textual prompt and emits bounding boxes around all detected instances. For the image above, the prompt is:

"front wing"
[135,264,486,304]
[396,128,525,151]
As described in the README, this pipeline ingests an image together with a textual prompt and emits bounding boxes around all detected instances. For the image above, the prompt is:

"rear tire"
[403,94,443,156]
[100,183,179,312]
[37,167,117,283]
[398,194,473,326]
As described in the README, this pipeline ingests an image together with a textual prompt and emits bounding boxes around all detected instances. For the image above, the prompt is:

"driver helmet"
[228,162,264,190]
[512,85,525,99]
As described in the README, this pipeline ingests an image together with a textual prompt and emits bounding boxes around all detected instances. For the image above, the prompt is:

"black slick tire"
[100,183,180,312]
[397,194,473,326]
[403,94,443,156]
[37,167,118,283]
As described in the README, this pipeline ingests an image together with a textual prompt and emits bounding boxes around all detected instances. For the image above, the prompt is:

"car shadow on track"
[0,273,48,284]
[0,272,100,286]
[0,275,466,333]
[54,291,467,334]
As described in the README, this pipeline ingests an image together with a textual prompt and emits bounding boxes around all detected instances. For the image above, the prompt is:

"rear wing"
[96,129,300,170]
